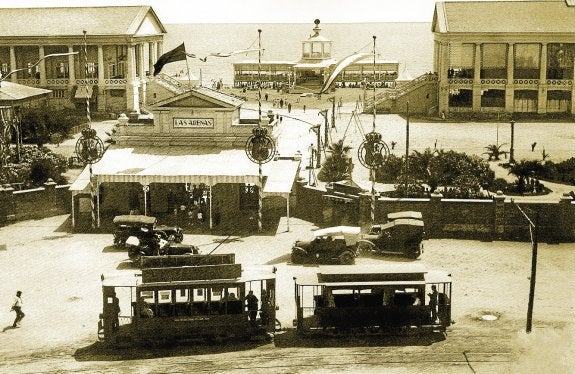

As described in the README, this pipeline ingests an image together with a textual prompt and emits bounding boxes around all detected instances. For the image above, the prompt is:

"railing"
[46,78,70,85]
[546,79,573,86]
[16,79,40,86]
[75,78,98,85]
[513,79,539,85]
[364,73,438,111]
[104,78,128,85]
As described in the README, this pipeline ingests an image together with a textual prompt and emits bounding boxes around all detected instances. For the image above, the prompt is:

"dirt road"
[0,215,574,373]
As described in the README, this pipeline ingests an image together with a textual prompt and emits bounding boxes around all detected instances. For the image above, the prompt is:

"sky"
[0,0,447,23]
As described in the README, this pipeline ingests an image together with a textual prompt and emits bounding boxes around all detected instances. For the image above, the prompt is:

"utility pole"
[319,109,328,149]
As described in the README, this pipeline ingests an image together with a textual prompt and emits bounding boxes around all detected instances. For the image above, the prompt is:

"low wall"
[0,180,71,225]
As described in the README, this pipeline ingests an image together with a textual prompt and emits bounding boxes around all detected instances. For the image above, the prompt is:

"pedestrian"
[246,290,259,324]
[279,98,284,108]
[287,102,292,113]
[391,141,397,150]
[303,104,306,113]
[265,92,269,101]
[428,285,438,323]
[531,142,537,152]
[11,291,25,328]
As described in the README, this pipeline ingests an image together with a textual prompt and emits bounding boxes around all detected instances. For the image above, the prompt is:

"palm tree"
[483,143,508,161]
[317,139,353,182]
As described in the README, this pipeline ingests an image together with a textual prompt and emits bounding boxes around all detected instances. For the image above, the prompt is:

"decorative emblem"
[358,131,389,169]
[245,127,276,164]
[75,128,104,164]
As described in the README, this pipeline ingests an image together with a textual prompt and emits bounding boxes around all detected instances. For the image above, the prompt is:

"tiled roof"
[434,1,575,33]
[0,6,165,37]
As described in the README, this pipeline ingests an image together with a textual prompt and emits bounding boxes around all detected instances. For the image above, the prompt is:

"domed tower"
[295,19,336,89]
[301,19,332,61]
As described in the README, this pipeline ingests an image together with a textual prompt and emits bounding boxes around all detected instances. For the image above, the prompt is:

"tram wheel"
[339,251,354,265]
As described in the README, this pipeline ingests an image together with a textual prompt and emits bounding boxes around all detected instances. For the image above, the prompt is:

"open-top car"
[125,233,199,265]
[358,212,425,259]
[291,226,361,265]
[113,215,183,246]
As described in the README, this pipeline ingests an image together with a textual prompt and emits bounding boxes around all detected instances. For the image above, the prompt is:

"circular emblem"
[245,127,276,164]
[358,131,389,169]
[75,128,104,164]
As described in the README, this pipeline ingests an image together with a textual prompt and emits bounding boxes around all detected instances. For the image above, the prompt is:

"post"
[286,193,290,232]
[405,101,410,197]
[315,127,321,168]
[509,120,515,163]
[331,96,336,128]
[526,212,538,333]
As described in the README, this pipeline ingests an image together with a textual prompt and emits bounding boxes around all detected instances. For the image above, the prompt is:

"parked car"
[357,211,425,259]
[291,226,360,265]
[113,215,183,246]
[125,234,199,265]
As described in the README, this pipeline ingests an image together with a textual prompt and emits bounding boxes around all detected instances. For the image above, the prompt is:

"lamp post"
[509,119,515,164]
[245,29,276,232]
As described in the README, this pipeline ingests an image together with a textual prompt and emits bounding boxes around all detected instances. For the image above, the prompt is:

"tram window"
[175,289,189,303]
[158,290,171,303]
[140,290,154,304]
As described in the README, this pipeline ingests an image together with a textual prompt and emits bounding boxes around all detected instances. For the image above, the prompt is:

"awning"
[74,85,93,99]
[70,146,300,193]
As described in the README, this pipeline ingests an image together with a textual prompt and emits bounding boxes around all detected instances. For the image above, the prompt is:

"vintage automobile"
[125,234,199,265]
[357,212,424,259]
[291,226,361,265]
[113,215,184,246]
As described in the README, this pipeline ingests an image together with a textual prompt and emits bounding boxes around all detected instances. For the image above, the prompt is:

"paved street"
[0,214,574,373]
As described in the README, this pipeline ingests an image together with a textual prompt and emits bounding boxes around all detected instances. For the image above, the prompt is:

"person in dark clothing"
[428,285,438,322]
[246,290,259,324]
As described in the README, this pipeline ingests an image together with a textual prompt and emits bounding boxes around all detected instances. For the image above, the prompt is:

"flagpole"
[185,52,193,90]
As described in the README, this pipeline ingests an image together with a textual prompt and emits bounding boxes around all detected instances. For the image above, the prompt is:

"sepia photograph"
[0,0,573,372]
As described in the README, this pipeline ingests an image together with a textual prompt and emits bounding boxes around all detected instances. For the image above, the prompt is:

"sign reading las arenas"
[173,118,214,128]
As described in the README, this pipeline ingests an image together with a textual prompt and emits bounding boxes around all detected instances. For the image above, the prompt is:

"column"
[572,59,575,114]
[157,40,163,58]
[148,42,156,78]
[438,41,449,115]
[505,43,515,112]
[97,45,105,111]
[9,47,16,82]
[493,191,506,240]
[138,43,146,108]
[538,43,547,114]
[68,45,76,83]
[38,46,47,85]
[126,44,140,113]
[472,43,482,111]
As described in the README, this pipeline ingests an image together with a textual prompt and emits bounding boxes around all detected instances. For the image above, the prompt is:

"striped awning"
[70,146,300,193]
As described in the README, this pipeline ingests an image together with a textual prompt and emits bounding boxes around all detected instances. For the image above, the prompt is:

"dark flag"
[153,43,187,76]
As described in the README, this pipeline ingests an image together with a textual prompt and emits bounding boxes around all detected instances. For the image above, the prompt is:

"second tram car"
[98,255,277,346]
[293,264,452,336]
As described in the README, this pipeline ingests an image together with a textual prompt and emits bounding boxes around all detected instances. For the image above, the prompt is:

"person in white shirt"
[11,291,25,328]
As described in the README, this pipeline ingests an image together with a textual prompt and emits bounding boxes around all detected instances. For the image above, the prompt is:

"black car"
[125,234,199,265]
[357,211,425,259]
[291,226,361,265]
[113,215,184,246]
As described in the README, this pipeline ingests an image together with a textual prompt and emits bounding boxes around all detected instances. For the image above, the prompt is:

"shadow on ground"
[73,338,270,361]
[273,328,446,348]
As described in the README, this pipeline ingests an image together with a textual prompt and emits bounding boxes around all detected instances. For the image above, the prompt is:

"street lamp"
[509,119,516,164]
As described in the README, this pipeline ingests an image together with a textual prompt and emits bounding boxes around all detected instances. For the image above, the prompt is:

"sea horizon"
[160,22,434,85]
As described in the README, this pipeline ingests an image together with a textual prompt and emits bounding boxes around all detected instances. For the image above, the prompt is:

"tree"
[483,143,508,161]
[508,160,545,193]
[317,139,353,182]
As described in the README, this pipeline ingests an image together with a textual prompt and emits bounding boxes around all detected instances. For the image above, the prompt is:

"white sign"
[173,118,214,128]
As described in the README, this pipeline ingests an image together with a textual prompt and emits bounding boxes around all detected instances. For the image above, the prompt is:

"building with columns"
[433,0,575,115]
[0,6,166,114]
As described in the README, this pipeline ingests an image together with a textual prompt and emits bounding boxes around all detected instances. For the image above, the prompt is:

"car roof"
[387,211,423,220]
[113,215,157,225]
[381,218,424,229]
[314,226,361,237]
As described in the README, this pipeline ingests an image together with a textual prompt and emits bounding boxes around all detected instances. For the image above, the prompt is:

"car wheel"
[339,251,354,265]
[357,241,375,254]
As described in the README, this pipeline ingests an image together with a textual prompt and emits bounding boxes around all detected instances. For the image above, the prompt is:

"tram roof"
[295,264,451,286]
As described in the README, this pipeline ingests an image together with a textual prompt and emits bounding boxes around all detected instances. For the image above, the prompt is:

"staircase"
[363,73,438,114]
[153,74,191,95]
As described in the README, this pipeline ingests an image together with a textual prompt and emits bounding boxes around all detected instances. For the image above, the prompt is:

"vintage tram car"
[293,264,452,336]
[97,254,277,346]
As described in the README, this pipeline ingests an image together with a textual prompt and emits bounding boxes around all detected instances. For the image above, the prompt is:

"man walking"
[11,291,25,328]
